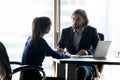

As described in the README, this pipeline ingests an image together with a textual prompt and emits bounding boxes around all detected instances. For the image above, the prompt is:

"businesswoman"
[20,17,69,80]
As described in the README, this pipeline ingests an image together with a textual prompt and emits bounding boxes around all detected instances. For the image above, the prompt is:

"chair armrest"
[10,61,46,80]
[11,65,44,74]
[10,61,21,65]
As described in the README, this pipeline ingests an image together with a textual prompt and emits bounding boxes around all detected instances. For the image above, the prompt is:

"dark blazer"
[57,26,100,55]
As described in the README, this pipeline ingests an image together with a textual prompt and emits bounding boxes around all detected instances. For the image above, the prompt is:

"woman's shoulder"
[38,37,46,42]
[38,37,43,40]
[38,37,48,45]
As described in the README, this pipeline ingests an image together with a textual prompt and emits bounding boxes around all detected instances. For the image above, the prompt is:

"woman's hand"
[76,49,88,55]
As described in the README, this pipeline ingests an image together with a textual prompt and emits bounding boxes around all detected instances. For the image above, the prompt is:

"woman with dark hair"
[20,17,70,80]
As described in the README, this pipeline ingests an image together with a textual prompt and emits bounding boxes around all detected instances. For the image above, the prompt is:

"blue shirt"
[21,37,69,66]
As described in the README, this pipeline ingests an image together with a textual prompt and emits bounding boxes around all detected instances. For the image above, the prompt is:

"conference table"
[53,55,120,80]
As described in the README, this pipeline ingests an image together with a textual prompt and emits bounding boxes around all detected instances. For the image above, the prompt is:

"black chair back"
[98,33,104,41]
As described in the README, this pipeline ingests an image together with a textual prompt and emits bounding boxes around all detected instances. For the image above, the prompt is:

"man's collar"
[73,27,84,33]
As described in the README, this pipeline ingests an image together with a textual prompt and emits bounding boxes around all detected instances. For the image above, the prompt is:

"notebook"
[70,41,112,59]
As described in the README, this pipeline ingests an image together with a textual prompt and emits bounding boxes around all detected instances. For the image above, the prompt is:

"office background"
[0,0,120,80]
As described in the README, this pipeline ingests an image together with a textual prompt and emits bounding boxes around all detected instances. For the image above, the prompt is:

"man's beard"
[73,25,82,29]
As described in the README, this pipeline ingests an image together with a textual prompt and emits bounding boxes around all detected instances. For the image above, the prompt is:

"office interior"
[0,0,120,80]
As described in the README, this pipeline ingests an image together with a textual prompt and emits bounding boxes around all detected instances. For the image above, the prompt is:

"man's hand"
[56,47,64,52]
[56,46,66,53]
[76,49,88,55]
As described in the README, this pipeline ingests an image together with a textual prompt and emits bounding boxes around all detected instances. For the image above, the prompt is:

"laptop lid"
[70,41,111,59]
[93,41,111,59]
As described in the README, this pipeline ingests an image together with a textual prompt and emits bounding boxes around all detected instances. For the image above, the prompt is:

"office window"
[0,0,54,77]
[0,0,54,59]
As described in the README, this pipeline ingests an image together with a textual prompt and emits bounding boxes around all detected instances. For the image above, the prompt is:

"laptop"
[70,41,112,59]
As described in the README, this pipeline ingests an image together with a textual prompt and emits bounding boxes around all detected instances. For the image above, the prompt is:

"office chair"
[0,42,46,80]
[10,62,46,80]
[97,33,104,73]
[10,61,66,80]
[92,33,104,80]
